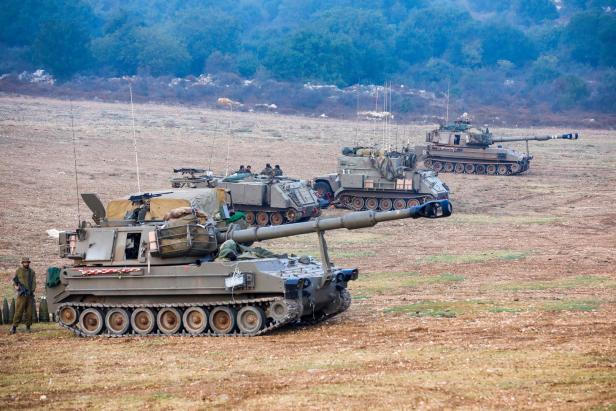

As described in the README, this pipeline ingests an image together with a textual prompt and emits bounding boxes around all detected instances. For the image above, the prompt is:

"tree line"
[1,0,615,112]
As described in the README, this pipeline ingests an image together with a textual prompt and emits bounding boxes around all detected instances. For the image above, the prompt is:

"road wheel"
[209,306,236,335]
[432,161,443,172]
[256,212,269,226]
[407,199,420,207]
[157,307,182,335]
[131,308,156,335]
[244,211,255,225]
[444,162,454,172]
[313,181,333,201]
[59,306,78,326]
[182,307,208,335]
[510,163,522,174]
[497,164,509,175]
[79,308,104,336]
[465,163,475,174]
[365,198,378,210]
[340,195,352,207]
[454,163,464,173]
[270,212,284,225]
[285,208,297,222]
[486,164,497,175]
[268,301,290,323]
[423,159,433,168]
[393,198,406,210]
[379,198,392,211]
[237,306,265,334]
[351,197,365,211]
[105,308,130,335]
[476,164,486,174]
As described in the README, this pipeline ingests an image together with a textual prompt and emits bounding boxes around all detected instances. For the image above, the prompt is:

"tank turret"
[422,116,579,175]
[313,146,449,211]
[46,188,452,337]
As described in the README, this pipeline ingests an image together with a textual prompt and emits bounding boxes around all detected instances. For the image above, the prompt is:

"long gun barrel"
[491,133,579,143]
[224,200,452,244]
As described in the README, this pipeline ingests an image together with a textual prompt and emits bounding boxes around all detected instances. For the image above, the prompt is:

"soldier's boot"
[10,326,16,334]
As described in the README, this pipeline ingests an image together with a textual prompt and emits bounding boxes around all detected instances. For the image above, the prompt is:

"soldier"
[215,240,240,261]
[237,165,246,173]
[274,165,283,176]
[260,163,274,176]
[246,165,252,174]
[11,257,36,334]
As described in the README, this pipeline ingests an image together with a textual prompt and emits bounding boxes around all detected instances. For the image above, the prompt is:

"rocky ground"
[0,95,614,409]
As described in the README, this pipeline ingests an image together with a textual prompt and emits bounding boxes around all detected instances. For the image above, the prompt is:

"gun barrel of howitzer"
[226,205,430,244]
[492,133,578,143]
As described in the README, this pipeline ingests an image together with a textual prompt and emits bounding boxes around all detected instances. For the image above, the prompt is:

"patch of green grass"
[384,301,467,317]
[233,127,252,133]
[422,250,529,264]
[488,307,525,314]
[497,275,612,292]
[541,300,601,313]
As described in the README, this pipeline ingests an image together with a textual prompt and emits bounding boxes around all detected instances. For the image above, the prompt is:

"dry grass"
[0,95,615,410]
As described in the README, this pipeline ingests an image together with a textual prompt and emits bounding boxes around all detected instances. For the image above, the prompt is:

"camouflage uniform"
[12,258,36,330]
[216,240,240,261]
[274,166,283,176]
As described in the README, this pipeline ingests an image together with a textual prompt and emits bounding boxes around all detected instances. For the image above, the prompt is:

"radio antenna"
[69,99,81,225]
[128,83,142,192]
[445,79,450,124]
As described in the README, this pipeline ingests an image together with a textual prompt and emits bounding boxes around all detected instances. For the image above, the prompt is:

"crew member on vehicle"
[274,165,283,176]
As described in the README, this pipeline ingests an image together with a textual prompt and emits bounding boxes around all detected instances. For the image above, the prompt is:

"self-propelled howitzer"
[422,117,579,175]
[46,189,451,337]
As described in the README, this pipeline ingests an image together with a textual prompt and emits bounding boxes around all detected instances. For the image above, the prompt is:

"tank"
[45,188,452,337]
[171,168,321,226]
[422,115,579,175]
[313,146,449,211]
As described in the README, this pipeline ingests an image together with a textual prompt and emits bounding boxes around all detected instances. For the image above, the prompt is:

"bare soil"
[0,95,614,410]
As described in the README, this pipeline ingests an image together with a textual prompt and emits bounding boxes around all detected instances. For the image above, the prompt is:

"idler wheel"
[393,198,407,210]
[256,212,269,226]
[268,301,290,323]
[182,307,208,335]
[131,308,156,335]
[406,198,420,207]
[444,162,454,172]
[497,165,509,175]
[340,195,352,206]
[454,163,464,173]
[432,161,443,172]
[237,306,266,334]
[59,306,78,326]
[365,198,378,210]
[423,159,433,168]
[79,308,104,336]
[465,163,475,174]
[510,163,522,174]
[351,197,365,211]
[209,306,236,335]
[476,164,486,174]
[157,307,182,335]
[486,164,497,175]
[270,212,284,226]
[105,308,130,335]
[379,198,392,211]
[244,211,255,225]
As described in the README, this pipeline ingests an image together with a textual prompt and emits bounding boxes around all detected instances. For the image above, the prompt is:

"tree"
[551,75,590,110]
[480,23,537,66]
[514,0,559,24]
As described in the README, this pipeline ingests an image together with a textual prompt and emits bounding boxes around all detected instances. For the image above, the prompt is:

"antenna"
[225,104,233,176]
[445,79,450,124]
[354,81,360,147]
[128,83,142,192]
[69,99,81,225]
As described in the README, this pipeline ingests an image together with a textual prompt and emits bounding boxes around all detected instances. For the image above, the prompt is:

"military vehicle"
[313,146,449,211]
[171,168,321,226]
[45,188,452,337]
[422,115,579,175]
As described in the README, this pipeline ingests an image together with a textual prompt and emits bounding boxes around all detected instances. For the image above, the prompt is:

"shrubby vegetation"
[1,0,615,113]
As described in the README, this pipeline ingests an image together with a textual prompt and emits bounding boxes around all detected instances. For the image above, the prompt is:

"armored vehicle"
[171,168,321,226]
[45,188,452,337]
[313,146,449,211]
[422,115,579,175]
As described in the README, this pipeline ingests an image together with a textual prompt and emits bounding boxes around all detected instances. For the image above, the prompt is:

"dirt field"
[0,95,615,410]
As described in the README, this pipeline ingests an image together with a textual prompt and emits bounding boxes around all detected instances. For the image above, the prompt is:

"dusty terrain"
[0,95,614,410]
